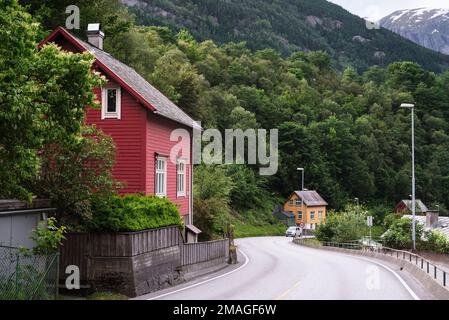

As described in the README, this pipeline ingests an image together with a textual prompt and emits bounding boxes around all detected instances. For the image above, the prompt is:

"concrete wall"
[89,245,184,297]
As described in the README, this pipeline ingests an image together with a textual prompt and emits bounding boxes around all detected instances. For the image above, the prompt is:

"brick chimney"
[426,210,439,228]
[87,23,104,50]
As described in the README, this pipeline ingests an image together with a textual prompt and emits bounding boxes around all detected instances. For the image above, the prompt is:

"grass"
[234,220,286,238]
[301,238,322,246]
[86,291,128,300]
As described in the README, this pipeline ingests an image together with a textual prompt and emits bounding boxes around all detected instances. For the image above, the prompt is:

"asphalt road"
[138,236,424,300]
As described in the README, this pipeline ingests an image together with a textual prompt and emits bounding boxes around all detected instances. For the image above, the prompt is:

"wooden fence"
[181,238,229,266]
[59,226,229,283]
[59,225,182,282]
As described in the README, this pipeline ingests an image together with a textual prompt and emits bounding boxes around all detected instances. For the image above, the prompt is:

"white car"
[285,226,302,237]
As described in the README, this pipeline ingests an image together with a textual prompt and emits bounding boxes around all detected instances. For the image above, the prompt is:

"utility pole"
[297,168,304,191]
[297,167,305,233]
[401,103,416,251]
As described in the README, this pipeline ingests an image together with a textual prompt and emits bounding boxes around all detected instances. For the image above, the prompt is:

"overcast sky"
[328,0,449,20]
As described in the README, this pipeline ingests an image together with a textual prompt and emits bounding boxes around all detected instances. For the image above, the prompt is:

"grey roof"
[294,190,328,207]
[403,215,449,240]
[68,31,200,129]
[397,200,428,213]
[185,224,202,234]
[281,211,295,218]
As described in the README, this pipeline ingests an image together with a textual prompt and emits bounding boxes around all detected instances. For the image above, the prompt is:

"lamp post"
[297,168,304,191]
[297,167,305,232]
[401,103,416,251]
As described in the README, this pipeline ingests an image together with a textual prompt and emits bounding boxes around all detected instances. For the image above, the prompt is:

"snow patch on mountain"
[380,8,449,55]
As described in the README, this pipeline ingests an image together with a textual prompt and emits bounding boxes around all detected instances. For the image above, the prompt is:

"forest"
[127,0,449,72]
[13,0,449,237]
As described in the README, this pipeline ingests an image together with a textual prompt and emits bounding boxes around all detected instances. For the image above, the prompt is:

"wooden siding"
[85,83,147,193]
[49,34,193,216]
[181,239,229,266]
[283,193,327,225]
[147,114,192,216]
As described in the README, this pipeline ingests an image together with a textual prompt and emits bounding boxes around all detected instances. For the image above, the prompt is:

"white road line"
[352,255,421,300]
[146,249,250,300]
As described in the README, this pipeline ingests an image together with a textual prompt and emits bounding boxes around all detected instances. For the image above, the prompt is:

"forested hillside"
[124,0,449,72]
[22,0,449,237]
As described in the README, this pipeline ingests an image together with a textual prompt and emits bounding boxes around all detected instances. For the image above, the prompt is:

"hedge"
[89,194,183,232]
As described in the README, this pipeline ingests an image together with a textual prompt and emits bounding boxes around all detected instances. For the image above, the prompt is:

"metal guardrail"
[376,246,447,288]
[297,238,447,288]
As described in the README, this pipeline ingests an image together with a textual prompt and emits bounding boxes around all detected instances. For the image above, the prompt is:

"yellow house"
[283,190,328,229]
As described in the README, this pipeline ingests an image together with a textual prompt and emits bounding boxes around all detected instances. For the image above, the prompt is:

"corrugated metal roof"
[403,215,449,240]
[65,29,200,129]
[294,190,328,206]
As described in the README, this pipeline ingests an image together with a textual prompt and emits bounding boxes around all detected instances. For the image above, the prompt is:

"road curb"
[293,239,449,300]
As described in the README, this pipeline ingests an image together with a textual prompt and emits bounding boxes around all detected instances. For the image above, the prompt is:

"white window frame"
[101,85,121,119]
[176,158,187,197]
[155,156,167,197]
[295,199,302,206]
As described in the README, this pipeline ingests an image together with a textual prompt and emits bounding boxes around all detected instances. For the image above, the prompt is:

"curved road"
[139,237,425,300]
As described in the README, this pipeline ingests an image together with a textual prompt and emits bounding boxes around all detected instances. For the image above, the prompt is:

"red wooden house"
[40,25,200,229]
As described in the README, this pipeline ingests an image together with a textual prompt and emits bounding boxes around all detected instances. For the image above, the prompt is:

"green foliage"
[30,126,119,227]
[89,194,182,232]
[383,217,449,253]
[129,0,449,72]
[193,165,234,240]
[22,0,132,37]
[0,0,103,200]
[18,0,449,237]
[233,221,285,238]
[30,217,66,255]
[382,217,424,249]
[0,260,55,300]
[315,204,368,242]
[420,230,449,254]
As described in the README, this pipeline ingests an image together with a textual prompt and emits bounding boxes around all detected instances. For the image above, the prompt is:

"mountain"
[380,8,449,55]
[122,0,449,72]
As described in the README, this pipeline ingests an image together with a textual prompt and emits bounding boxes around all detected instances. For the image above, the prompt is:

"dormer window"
[101,85,121,119]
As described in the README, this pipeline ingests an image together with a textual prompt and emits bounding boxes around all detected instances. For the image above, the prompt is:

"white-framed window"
[177,158,186,197]
[318,211,323,221]
[295,199,302,206]
[310,211,315,220]
[101,85,121,119]
[155,156,167,197]
[298,211,303,219]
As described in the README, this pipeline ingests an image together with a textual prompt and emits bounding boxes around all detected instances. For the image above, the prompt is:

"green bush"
[30,217,66,255]
[89,194,182,232]
[315,204,368,243]
[382,217,424,249]
[420,230,449,254]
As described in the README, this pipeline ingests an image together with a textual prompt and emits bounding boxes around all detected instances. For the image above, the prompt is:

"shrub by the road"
[89,194,182,232]
[315,204,368,243]
[383,217,449,253]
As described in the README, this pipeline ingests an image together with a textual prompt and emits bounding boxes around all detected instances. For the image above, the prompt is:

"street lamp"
[297,168,304,191]
[296,167,305,232]
[401,103,416,251]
